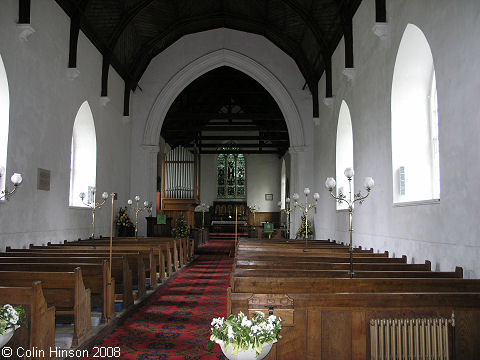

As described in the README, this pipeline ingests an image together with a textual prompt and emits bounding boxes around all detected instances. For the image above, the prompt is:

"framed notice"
[37,168,51,191]
[157,214,167,224]
[265,194,273,201]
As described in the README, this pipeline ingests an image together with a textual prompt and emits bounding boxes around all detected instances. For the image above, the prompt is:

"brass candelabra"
[127,195,152,239]
[198,203,210,229]
[0,167,23,201]
[79,188,109,239]
[277,197,293,240]
[248,204,260,226]
[325,167,374,277]
[293,188,320,251]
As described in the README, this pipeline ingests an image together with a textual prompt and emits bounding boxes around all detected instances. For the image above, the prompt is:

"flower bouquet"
[0,304,26,348]
[208,311,282,360]
[115,207,134,236]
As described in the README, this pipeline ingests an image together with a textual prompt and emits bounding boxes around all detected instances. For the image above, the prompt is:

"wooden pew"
[28,244,159,288]
[0,256,133,308]
[0,282,55,360]
[231,267,463,279]
[0,261,114,322]
[4,249,147,297]
[234,259,431,271]
[0,268,91,346]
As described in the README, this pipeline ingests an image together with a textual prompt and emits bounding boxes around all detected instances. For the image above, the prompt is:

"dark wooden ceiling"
[161,66,289,155]
[55,0,363,95]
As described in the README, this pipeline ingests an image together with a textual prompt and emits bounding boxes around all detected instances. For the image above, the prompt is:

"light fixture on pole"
[79,188,109,239]
[248,204,260,226]
[292,188,320,251]
[278,197,293,240]
[325,167,374,277]
[198,203,210,229]
[0,167,23,201]
[127,195,151,239]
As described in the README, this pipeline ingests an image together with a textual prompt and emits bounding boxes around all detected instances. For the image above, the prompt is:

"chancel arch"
[69,101,97,207]
[0,53,9,194]
[391,23,440,204]
[335,100,354,210]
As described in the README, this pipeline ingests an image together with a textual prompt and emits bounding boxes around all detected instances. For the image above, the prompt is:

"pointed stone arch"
[142,49,305,148]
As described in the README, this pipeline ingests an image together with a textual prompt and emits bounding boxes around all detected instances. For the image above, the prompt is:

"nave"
[81,236,234,360]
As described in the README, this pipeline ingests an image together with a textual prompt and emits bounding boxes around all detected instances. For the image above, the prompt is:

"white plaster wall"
[246,155,281,212]
[314,0,480,278]
[0,0,131,250]
[131,28,315,235]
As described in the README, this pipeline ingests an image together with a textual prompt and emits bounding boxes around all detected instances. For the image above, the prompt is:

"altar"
[211,220,248,233]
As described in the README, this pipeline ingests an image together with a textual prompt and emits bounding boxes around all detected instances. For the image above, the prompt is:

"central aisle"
[83,237,234,360]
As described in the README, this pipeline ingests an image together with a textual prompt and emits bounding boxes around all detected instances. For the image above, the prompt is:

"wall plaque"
[37,168,50,191]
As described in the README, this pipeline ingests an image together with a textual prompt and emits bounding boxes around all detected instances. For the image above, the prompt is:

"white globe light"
[127,199,133,205]
[325,177,336,191]
[11,173,22,186]
[144,200,149,207]
[364,177,375,190]
[304,187,310,195]
[313,192,320,200]
[285,197,290,203]
[344,167,354,179]
[292,193,300,201]
[135,195,140,201]
[102,192,109,199]
[79,192,86,200]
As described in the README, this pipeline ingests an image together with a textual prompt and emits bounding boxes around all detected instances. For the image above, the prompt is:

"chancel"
[1,0,480,359]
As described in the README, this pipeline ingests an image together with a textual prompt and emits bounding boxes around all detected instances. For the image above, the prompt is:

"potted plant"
[208,311,282,360]
[115,207,134,237]
[172,212,189,238]
[295,214,313,239]
[0,304,26,348]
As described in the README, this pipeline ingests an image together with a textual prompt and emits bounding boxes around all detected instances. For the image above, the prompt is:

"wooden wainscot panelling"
[322,311,352,360]
[307,311,322,360]
[247,294,294,326]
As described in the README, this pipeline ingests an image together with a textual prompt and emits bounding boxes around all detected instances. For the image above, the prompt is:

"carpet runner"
[83,236,235,360]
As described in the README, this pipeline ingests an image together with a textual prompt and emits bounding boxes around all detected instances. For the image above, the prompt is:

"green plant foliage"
[295,214,313,239]
[172,213,189,238]
[0,304,27,335]
[208,311,282,356]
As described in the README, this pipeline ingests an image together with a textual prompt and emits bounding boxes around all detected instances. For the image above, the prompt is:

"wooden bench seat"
[28,244,160,287]
[4,249,148,297]
[234,259,431,271]
[0,268,91,346]
[0,261,114,321]
[0,256,133,308]
[0,282,55,360]
[231,267,463,279]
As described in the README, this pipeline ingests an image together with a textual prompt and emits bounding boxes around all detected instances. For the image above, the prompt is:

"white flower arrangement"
[0,304,26,335]
[208,311,282,356]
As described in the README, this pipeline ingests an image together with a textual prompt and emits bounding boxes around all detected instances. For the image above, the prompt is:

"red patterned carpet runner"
[83,236,235,360]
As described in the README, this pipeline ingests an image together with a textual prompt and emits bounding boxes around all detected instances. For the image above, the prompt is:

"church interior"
[1,0,480,359]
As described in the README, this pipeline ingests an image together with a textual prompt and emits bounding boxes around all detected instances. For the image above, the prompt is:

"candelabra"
[79,188,109,239]
[277,197,293,240]
[293,188,320,251]
[248,204,260,226]
[325,167,374,277]
[0,167,23,201]
[127,195,151,239]
[198,203,210,229]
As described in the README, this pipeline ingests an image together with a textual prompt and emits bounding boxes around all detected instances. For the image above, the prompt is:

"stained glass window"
[217,152,246,199]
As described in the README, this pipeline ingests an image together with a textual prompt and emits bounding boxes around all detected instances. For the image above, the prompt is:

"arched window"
[0,54,10,195]
[217,152,246,199]
[336,100,354,210]
[391,24,440,203]
[69,101,97,207]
